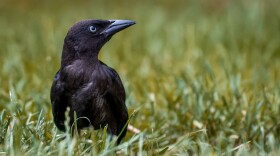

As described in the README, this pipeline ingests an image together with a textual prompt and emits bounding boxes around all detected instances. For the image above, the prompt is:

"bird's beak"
[101,20,136,37]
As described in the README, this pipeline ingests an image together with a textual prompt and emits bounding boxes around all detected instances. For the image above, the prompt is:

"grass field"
[0,0,280,155]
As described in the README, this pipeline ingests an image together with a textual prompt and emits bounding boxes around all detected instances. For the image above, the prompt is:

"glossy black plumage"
[50,19,135,144]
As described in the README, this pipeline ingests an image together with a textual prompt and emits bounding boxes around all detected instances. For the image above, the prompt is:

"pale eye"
[89,26,97,33]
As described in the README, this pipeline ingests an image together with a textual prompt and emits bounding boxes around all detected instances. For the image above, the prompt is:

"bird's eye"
[89,26,97,33]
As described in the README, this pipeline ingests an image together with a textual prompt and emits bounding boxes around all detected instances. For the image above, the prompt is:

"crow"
[50,19,135,144]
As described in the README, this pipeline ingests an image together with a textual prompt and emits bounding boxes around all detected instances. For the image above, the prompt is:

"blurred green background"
[0,0,280,155]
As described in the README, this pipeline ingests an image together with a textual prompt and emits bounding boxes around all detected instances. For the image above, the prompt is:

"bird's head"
[62,19,135,61]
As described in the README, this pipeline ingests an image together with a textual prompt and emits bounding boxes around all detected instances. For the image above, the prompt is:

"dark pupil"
[90,26,96,32]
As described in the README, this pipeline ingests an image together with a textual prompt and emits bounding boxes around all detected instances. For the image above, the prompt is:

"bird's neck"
[61,43,100,68]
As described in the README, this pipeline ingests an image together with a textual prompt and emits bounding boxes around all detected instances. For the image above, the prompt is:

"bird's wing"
[50,70,68,131]
[105,66,129,139]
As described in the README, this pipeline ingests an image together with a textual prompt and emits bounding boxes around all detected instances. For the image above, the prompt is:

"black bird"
[50,19,135,144]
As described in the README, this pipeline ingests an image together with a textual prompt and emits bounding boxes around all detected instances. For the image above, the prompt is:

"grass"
[0,0,280,155]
